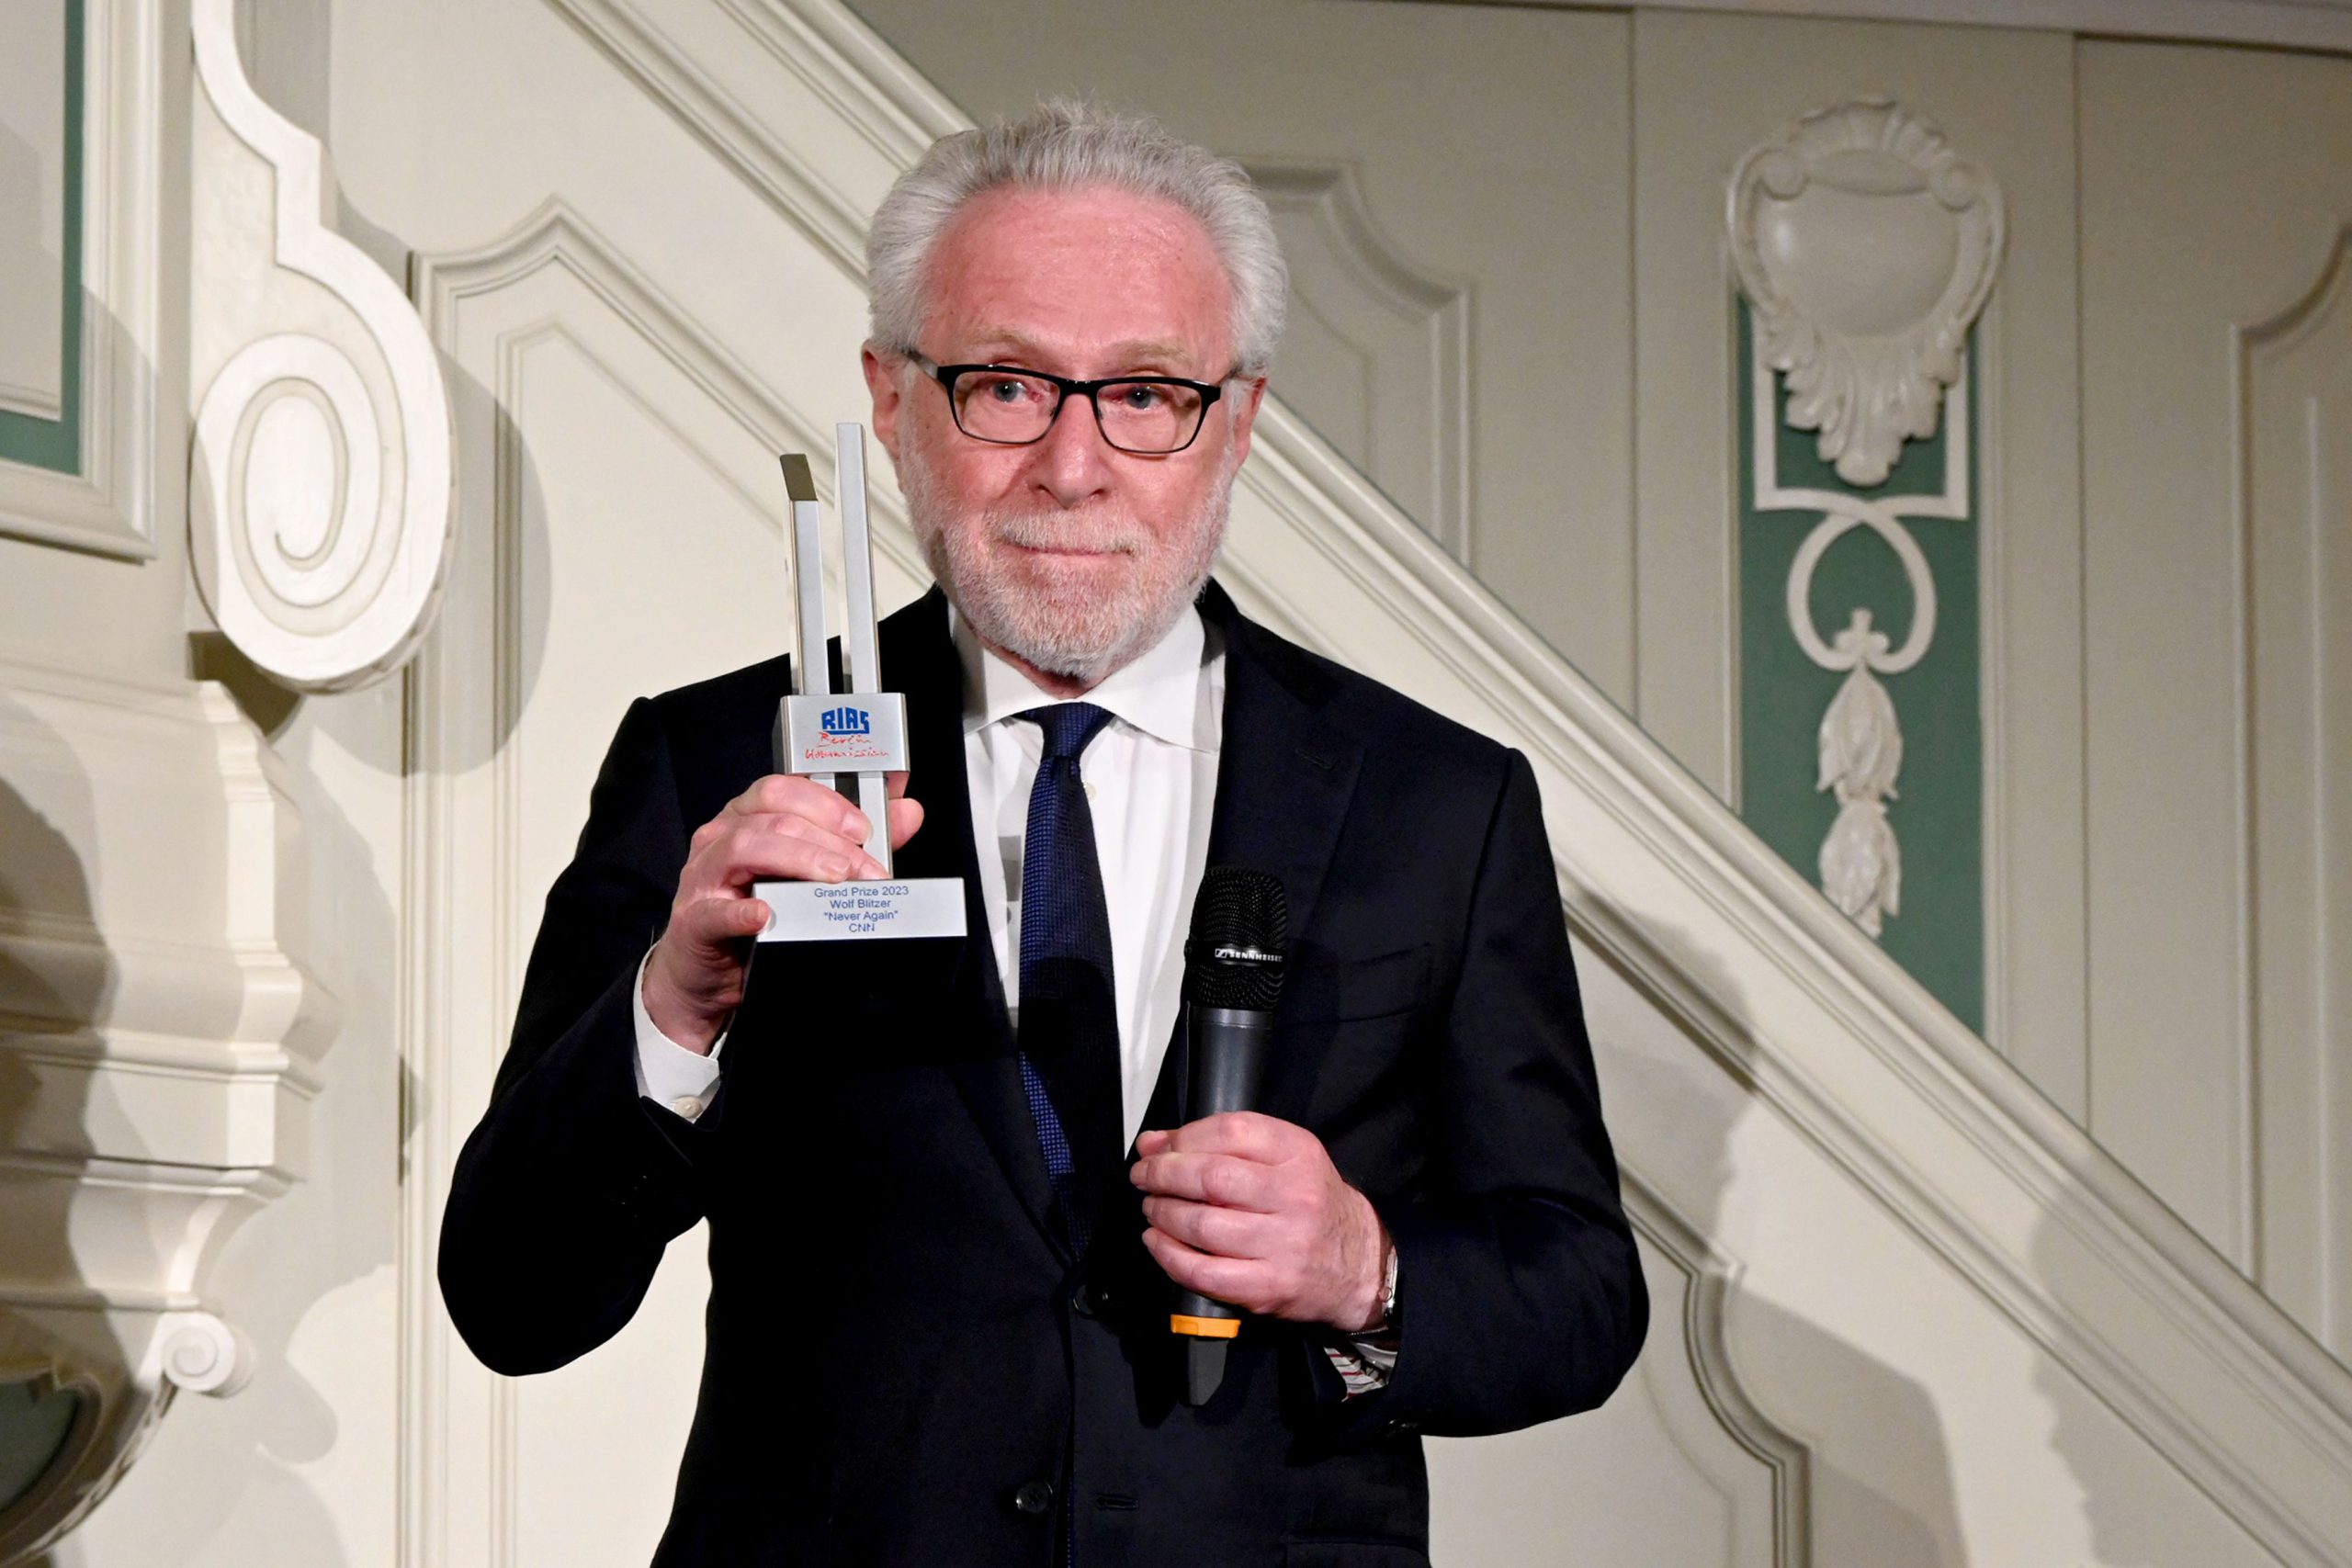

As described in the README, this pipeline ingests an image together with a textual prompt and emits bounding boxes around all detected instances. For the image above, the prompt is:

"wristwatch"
[1366,1244,1401,1337]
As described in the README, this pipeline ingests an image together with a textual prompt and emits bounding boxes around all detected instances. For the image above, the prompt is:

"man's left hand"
[1131,1112,1391,1333]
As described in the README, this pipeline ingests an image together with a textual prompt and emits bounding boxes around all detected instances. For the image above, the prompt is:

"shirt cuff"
[1326,1245,1400,1396]
[1324,1339,1395,1396]
[631,946,724,1120]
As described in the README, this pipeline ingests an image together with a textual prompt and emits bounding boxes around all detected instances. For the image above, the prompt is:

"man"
[441,102,1645,1565]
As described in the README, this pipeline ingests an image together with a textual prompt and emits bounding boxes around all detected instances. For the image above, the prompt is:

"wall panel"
[1628,6,2085,1100]
[2077,40,2352,1292]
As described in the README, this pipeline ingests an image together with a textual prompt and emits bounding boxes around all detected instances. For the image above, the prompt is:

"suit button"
[1012,1480,1055,1516]
[1070,1283,1095,1319]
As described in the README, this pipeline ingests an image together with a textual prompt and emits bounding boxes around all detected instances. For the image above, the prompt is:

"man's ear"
[862,345,904,462]
[1225,376,1269,469]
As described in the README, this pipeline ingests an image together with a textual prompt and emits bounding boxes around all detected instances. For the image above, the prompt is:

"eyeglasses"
[907,352,1234,455]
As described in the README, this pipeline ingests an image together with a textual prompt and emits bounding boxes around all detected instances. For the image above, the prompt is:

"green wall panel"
[1737,307,1984,1033]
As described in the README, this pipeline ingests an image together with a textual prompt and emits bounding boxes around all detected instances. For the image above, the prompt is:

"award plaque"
[752,424,966,943]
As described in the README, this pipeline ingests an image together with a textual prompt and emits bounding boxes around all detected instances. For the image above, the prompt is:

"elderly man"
[441,102,1645,1566]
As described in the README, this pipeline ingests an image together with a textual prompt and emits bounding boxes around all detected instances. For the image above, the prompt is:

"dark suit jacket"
[439,582,1645,1567]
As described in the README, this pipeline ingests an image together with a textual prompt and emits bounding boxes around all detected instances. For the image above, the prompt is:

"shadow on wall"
[40,694,399,1568]
[1427,908,1972,1567]
[0,674,402,1566]
[2030,1202,2275,1564]
[83,186,558,1566]
[0,705,124,1565]
[1624,922,1967,1567]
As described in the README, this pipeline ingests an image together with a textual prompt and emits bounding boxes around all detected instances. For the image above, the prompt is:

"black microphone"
[1169,866,1288,1406]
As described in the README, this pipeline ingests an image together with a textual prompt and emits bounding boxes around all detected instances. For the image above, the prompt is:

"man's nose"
[1027,393,1115,506]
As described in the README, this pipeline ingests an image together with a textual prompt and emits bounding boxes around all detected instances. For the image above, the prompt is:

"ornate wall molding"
[1249,161,1473,559]
[1229,387,2352,1567]
[1755,342,1972,942]
[0,657,325,1562]
[2239,226,2352,1363]
[1728,97,2003,489]
[187,0,453,691]
[0,0,165,557]
[1624,1181,1812,1568]
[1729,96,1996,953]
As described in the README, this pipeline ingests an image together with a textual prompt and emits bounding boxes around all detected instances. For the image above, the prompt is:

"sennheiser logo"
[820,705,873,739]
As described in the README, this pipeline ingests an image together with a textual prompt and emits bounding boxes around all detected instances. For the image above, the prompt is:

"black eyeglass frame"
[905,351,1237,455]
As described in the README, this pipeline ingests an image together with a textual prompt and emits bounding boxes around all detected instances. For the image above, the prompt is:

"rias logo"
[820,705,873,740]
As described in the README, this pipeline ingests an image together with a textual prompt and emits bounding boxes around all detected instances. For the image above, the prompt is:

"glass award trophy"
[752,424,966,943]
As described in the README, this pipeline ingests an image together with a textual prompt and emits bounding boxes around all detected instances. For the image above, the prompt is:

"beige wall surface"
[8,2,2352,1565]
[2076,39,2352,1348]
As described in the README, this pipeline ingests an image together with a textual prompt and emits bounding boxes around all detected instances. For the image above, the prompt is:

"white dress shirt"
[634,604,1221,1147]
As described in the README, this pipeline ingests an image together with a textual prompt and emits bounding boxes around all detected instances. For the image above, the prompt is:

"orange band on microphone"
[1170,1314,1241,1339]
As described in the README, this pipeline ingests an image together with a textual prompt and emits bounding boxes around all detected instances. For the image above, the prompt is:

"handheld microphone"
[1169,866,1288,1406]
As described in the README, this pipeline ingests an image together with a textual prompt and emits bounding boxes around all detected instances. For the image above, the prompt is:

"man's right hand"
[641,772,923,1052]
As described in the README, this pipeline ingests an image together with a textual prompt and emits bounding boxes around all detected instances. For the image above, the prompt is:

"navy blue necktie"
[1016,702,1122,1257]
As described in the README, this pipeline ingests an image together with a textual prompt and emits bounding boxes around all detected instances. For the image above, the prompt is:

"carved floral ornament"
[1727,97,2005,487]
[1729,96,1999,943]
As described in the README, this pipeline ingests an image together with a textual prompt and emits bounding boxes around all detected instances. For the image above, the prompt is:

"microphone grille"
[1183,866,1289,1010]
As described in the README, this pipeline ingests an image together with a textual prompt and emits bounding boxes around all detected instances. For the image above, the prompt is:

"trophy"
[752,424,966,943]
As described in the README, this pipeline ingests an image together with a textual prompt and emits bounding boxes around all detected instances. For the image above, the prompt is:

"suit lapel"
[1191,585,1365,1127]
[885,591,1069,1262]
[1200,587,1363,974]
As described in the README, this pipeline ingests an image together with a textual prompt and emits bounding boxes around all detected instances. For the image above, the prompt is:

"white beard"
[898,439,1233,687]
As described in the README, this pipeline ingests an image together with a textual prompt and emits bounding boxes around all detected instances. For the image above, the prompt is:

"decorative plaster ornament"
[1736,96,1996,941]
[1728,97,2004,486]
[1778,486,1943,939]
[187,0,453,691]
[0,671,322,1564]
[1815,613,1905,937]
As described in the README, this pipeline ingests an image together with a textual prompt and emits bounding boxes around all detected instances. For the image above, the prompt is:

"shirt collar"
[953,601,1212,752]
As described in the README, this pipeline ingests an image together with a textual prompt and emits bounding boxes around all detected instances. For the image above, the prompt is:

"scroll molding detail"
[187,0,453,692]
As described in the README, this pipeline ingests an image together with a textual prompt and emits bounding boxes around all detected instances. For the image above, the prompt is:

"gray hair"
[866,99,1288,376]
